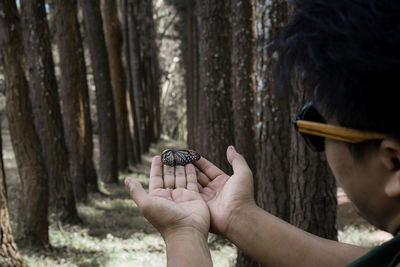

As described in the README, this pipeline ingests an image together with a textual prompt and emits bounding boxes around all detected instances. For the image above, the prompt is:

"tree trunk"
[231,1,258,266]
[184,0,199,149]
[0,0,49,247]
[126,89,141,164]
[254,0,291,222]
[20,0,80,222]
[126,0,148,154]
[80,0,119,183]
[53,0,99,198]
[103,0,128,172]
[141,0,161,142]
[289,97,338,240]
[197,0,234,173]
[121,0,141,164]
[0,123,26,266]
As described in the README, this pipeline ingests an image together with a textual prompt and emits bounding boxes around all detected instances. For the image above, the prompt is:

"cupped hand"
[195,146,257,236]
[125,156,210,240]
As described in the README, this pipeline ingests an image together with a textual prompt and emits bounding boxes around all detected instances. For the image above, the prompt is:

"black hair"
[275,0,400,141]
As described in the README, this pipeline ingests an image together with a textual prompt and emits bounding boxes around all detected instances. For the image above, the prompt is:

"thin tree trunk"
[121,0,141,164]
[80,0,119,183]
[231,1,258,266]
[197,0,234,173]
[184,0,196,148]
[0,0,49,247]
[185,0,200,149]
[20,0,80,222]
[142,0,161,142]
[53,0,99,198]
[126,89,140,164]
[103,0,128,172]
[127,0,148,154]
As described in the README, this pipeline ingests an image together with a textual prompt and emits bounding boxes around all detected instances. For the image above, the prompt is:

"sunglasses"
[293,102,389,152]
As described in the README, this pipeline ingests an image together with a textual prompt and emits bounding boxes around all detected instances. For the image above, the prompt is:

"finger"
[226,146,252,176]
[149,156,164,191]
[197,183,203,192]
[185,164,199,192]
[175,165,186,188]
[125,178,148,208]
[195,167,212,187]
[194,156,225,180]
[163,164,175,189]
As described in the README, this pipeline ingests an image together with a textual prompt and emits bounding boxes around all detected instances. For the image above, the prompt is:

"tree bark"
[141,0,161,142]
[231,1,258,266]
[53,0,99,198]
[197,0,234,173]
[184,0,199,149]
[20,0,80,222]
[80,0,119,183]
[289,97,338,240]
[254,0,291,222]
[103,0,128,171]
[121,0,141,164]
[0,0,49,247]
[0,123,26,266]
[126,0,148,154]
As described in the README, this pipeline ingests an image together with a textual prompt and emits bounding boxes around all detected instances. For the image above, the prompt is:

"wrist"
[225,202,260,240]
[164,226,208,245]
[164,227,213,267]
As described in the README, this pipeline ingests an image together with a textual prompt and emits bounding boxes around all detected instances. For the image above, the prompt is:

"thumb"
[226,146,252,175]
[125,177,148,208]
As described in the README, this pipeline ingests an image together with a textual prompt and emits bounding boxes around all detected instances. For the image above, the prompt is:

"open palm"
[195,146,256,235]
[126,156,210,239]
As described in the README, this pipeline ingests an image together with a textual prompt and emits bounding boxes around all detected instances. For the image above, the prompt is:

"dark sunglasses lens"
[296,102,326,152]
[301,133,325,152]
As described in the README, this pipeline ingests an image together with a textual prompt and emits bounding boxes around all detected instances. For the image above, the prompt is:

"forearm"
[226,205,370,267]
[165,229,213,267]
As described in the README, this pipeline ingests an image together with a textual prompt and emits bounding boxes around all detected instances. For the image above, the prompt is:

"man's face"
[324,138,400,235]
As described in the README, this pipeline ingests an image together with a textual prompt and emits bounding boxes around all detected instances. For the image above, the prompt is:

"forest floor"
[2,129,393,267]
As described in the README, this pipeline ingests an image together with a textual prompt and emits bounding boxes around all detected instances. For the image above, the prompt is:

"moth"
[161,149,201,166]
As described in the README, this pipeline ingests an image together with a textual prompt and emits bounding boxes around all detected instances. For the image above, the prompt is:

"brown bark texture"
[231,1,258,266]
[80,0,119,183]
[289,96,338,240]
[0,0,49,247]
[254,0,291,223]
[121,0,141,163]
[126,0,149,154]
[197,0,234,173]
[103,0,128,171]
[53,0,99,198]
[0,122,26,266]
[141,0,161,142]
[231,0,257,182]
[20,0,80,222]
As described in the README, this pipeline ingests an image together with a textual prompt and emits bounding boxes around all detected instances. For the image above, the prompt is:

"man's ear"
[380,138,400,197]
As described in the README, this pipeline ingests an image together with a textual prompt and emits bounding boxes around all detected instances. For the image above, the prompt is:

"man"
[125,0,400,265]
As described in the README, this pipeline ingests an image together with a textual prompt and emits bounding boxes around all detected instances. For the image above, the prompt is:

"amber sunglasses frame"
[293,102,389,151]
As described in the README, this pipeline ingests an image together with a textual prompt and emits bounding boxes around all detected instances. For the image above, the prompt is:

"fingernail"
[230,145,236,152]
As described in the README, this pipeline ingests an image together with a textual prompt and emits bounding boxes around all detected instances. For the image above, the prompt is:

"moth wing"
[175,150,200,166]
[161,150,175,166]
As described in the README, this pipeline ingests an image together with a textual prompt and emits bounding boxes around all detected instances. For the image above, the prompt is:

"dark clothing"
[348,236,400,267]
